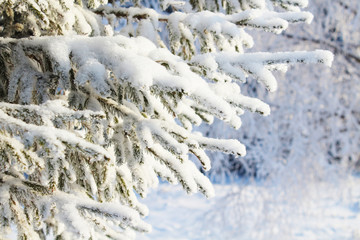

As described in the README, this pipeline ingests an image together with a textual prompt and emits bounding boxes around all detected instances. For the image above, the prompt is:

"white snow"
[138,173,360,240]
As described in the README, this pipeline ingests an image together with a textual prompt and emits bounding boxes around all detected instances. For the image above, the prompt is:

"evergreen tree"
[0,0,332,239]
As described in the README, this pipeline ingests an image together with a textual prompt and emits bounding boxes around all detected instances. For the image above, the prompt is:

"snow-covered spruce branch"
[0,33,333,238]
[191,50,333,92]
[0,173,151,240]
[0,0,107,38]
[0,35,333,184]
[94,5,313,58]
[0,36,333,126]
[94,5,313,28]
[0,101,154,238]
[0,0,315,40]
[0,0,335,239]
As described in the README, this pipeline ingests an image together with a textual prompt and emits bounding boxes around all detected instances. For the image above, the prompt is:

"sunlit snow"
[139,173,360,240]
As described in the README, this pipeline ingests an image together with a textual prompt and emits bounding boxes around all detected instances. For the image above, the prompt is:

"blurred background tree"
[202,0,360,182]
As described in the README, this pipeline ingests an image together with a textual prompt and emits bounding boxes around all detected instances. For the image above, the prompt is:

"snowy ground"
[138,174,360,240]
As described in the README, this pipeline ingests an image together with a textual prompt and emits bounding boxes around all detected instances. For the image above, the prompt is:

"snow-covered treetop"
[0,0,333,239]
